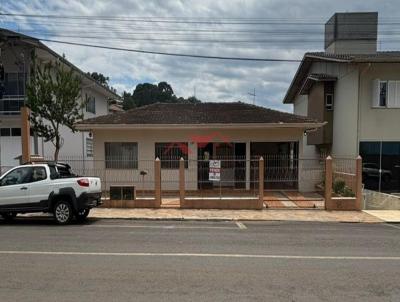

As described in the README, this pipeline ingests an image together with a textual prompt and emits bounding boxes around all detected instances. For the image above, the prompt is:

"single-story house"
[76,102,325,193]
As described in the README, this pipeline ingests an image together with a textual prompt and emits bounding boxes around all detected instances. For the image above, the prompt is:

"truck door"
[0,167,32,207]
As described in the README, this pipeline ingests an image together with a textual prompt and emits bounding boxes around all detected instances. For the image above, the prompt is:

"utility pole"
[248,88,256,105]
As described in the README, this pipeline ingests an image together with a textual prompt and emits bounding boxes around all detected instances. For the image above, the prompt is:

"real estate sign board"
[209,160,221,181]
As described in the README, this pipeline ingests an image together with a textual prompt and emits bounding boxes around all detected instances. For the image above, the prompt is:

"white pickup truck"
[0,162,102,224]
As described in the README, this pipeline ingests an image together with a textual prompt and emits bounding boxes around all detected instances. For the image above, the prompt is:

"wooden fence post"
[325,156,333,210]
[179,157,185,206]
[258,157,264,209]
[21,106,31,164]
[155,158,161,207]
[355,155,363,211]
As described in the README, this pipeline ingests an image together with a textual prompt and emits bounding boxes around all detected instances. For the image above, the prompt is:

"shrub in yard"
[342,186,356,197]
[333,179,346,195]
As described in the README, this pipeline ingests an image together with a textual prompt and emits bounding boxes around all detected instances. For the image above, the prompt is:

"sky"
[1,0,399,111]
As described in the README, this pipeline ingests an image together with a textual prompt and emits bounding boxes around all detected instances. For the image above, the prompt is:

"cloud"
[2,0,396,111]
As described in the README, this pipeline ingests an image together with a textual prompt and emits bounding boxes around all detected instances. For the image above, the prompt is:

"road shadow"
[0,216,101,226]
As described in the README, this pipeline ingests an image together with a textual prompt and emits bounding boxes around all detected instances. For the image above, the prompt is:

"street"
[0,218,399,301]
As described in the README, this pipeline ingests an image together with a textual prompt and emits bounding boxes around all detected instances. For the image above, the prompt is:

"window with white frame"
[325,93,334,110]
[86,138,93,157]
[85,94,96,114]
[372,79,400,108]
[379,81,387,107]
[105,142,138,169]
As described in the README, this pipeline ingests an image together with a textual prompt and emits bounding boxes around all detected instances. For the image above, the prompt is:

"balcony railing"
[0,96,26,115]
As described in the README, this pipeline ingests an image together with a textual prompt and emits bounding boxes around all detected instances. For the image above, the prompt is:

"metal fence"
[332,157,357,196]
[0,155,328,197]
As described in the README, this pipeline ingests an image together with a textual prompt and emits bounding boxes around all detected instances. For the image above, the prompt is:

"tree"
[122,81,201,110]
[86,72,109,87]
[87,72,118,94]
[27,59,84,161]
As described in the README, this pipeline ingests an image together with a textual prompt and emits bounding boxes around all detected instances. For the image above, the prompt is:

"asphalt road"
[0,218,399,302]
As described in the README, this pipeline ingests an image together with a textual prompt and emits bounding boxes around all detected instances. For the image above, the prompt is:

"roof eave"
[282,53,352,104]
[76,122,326,131]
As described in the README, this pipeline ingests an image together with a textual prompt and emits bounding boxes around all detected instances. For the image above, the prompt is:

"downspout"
[356,63,371,156]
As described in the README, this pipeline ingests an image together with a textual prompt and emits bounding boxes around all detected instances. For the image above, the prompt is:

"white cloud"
[2,0,397,111]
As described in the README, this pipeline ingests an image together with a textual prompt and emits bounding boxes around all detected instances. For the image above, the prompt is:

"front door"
[0,167,32,207]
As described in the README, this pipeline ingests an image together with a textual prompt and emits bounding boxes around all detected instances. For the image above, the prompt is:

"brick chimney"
[325,12,378,54]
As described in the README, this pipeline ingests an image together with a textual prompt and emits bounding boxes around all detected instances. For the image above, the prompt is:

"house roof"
[0,28,120,100]
[299,73,337,95]
[283,51,400,104]
[76,102,323,130]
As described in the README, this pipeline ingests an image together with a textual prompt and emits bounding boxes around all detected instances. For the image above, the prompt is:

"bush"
[333,178,356,197]
[342,186,356,197]
[333,179,346,195]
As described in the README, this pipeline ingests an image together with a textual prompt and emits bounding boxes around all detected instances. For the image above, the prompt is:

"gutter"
[76,122,327,131]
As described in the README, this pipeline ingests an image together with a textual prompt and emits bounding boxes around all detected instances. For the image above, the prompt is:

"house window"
[105,142,138,169]
[86,138,93,157]
[4,73,27,96]
[379,81,387,107]
[86,94,96,114]
[11,128,21,136]
[0,128,11,136]
[325,94,334,110]
[155,142,188,169]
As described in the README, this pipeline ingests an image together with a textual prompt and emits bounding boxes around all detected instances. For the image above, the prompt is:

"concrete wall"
[92,127,304,191]
[306,82,325,145]
[363,189,400,210]
[294,94,322,161]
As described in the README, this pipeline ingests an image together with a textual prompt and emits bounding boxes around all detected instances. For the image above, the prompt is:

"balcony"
[0,96,25,115]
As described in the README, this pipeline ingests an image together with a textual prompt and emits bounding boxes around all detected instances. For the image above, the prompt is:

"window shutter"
[395,81,400,108]
[388,80,397,108]
[372,79,380,107]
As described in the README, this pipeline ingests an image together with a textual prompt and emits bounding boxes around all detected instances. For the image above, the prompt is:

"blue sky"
[1,0,399,111]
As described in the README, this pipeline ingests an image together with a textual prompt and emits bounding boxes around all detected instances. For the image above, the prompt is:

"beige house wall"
[358,63,400,142]
[92,127,304,191]
[294,61,400,159]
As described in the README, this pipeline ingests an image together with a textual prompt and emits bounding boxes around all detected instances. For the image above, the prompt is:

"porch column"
[355,156,363,211]
[258,157,264,209]
[179,157,185,205]
[154,158,161,207]
[245,142,251,190]
[325,156,333,210]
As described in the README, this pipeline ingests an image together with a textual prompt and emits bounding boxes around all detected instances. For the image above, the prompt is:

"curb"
[88,216,382,223]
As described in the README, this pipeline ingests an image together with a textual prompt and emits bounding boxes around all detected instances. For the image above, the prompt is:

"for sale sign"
[209,160,221,181]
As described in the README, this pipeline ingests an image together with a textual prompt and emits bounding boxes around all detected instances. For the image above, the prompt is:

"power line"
[38,38,303,62]
[2,13,400,25]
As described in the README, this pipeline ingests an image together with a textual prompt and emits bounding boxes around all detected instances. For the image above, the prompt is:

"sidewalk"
[90,208,382,223]
[363,210,400,223]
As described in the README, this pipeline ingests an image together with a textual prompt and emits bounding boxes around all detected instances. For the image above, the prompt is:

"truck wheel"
[1,213,17,221]
[75,209,90,222]
[54,200,73,225]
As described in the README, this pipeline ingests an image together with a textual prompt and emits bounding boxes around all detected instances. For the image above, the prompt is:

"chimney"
[325,12,378,54]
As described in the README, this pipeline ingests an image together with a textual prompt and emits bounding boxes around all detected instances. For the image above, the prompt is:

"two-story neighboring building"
[0,28,120,168]
[284,12,400,193]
